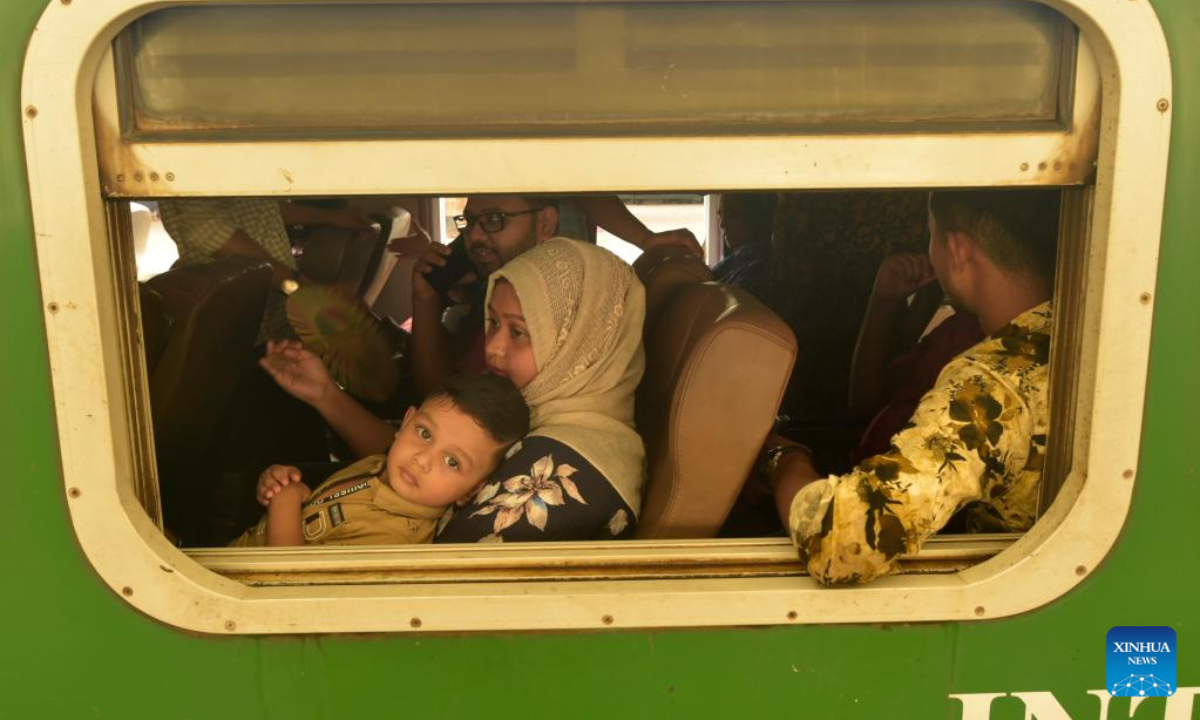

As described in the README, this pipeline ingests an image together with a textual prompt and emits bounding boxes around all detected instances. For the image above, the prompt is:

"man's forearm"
[214,229,295,285]
[575,196,652,247]
[410,297,457,397]
[848,296,903,416]
[278,200,368,230]
[314,386,395,458]
[766,438,822,530]
[277,200,339,227]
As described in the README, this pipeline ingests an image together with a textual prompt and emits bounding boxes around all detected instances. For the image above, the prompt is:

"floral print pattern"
[788,302,1053,585]
[470,455,587,534]
[435,436,637,543]
[607,510,630,537]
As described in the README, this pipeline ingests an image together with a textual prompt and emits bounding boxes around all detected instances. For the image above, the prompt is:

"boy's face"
[385,398,505,508]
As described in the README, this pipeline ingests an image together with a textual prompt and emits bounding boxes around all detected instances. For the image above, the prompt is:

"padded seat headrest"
[635,281,796,539]
[145,257,272,478]
[632,244,714,331]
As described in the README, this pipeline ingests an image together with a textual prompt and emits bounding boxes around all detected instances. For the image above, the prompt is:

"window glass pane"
[596,194,708,264]
[118,1,1074,138]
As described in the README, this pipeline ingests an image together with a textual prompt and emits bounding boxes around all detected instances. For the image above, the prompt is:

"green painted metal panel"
[1,0,1196,717]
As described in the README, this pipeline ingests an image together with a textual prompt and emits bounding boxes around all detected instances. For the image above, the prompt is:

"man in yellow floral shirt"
[770,189,1060,585]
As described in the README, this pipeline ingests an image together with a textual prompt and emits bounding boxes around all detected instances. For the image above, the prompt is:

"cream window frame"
[21,0,1170,635]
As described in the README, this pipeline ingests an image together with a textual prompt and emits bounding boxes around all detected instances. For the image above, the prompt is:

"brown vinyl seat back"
[295,224,388,297]
[632,247,797,539]
[634,243,714,328]
[144,257,272,479]
[138,284,171,373]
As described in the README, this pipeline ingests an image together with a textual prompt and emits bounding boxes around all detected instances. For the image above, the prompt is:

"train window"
[22,0,1170,634]
[115,2,1074,140]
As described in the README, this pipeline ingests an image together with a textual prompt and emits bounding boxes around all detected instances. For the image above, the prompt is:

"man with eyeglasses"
[406,193,702,396]
[406,195,559,396]
[406,193,703,395]
[446,195,559,280]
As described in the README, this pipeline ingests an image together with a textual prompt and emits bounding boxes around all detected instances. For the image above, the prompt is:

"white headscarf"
[488,238,647,515]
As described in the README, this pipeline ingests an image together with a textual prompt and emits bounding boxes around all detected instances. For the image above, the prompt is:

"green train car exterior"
[3,0,1197,717]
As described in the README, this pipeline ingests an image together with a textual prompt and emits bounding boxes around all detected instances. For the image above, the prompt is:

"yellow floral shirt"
[789,301,1052,585]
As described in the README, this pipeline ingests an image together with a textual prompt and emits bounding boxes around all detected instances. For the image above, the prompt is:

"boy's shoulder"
[309,456,388,495]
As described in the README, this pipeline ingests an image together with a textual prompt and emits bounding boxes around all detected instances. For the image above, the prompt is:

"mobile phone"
[422,235,476,298]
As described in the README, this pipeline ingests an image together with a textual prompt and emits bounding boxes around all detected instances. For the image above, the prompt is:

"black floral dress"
[435,436,637,543]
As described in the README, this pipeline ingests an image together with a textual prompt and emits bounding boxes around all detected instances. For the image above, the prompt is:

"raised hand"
[410,241,476,305]
[411,241,452,303]
[872,253,937,303]
[387,232,431,258]
[260,339,336,408]
[640,228,704,258]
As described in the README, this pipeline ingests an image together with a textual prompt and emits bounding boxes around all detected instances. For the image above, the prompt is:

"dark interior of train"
[132,190,1052,548]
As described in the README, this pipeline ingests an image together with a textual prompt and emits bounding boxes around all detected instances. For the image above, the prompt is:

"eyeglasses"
[453,208,540,234]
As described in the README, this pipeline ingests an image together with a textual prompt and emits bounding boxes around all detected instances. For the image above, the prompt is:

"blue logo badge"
[1108,626,1176,697]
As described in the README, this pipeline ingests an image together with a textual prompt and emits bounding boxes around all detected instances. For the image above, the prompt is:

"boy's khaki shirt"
[231,456,447,547]
[789,302,1052,585]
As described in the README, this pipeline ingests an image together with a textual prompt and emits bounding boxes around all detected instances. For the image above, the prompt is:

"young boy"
[230,374,529,547]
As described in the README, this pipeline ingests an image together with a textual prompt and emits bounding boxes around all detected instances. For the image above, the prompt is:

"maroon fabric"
[851,312,985,464]
[457,331,488,376]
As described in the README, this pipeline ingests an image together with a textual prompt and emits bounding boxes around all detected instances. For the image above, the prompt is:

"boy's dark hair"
[427,374,530,447]
[929,189,1062,285]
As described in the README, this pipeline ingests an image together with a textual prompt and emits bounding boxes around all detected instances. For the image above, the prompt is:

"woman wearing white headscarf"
[436,237,646,541]
[265,238,647,541]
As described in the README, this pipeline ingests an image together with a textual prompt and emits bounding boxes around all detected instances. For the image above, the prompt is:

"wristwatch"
[760,444,813,486]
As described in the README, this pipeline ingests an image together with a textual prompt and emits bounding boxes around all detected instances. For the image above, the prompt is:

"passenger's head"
[459,194,559,277]
[484,278,538,389]
[718,193,778,251]
[386,374,530,507]
[486,237,646,427]
[927,189,1061,311]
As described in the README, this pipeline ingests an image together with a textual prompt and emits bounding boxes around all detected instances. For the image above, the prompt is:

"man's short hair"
[427,374,530,447]
[929,189,1061,285]
[520,196,560,213]
[725,193,779,220]
[721,193,780,242]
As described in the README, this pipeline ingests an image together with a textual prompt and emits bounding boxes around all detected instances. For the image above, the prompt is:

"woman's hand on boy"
[260,340,335,408]
[257,464,306,506]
